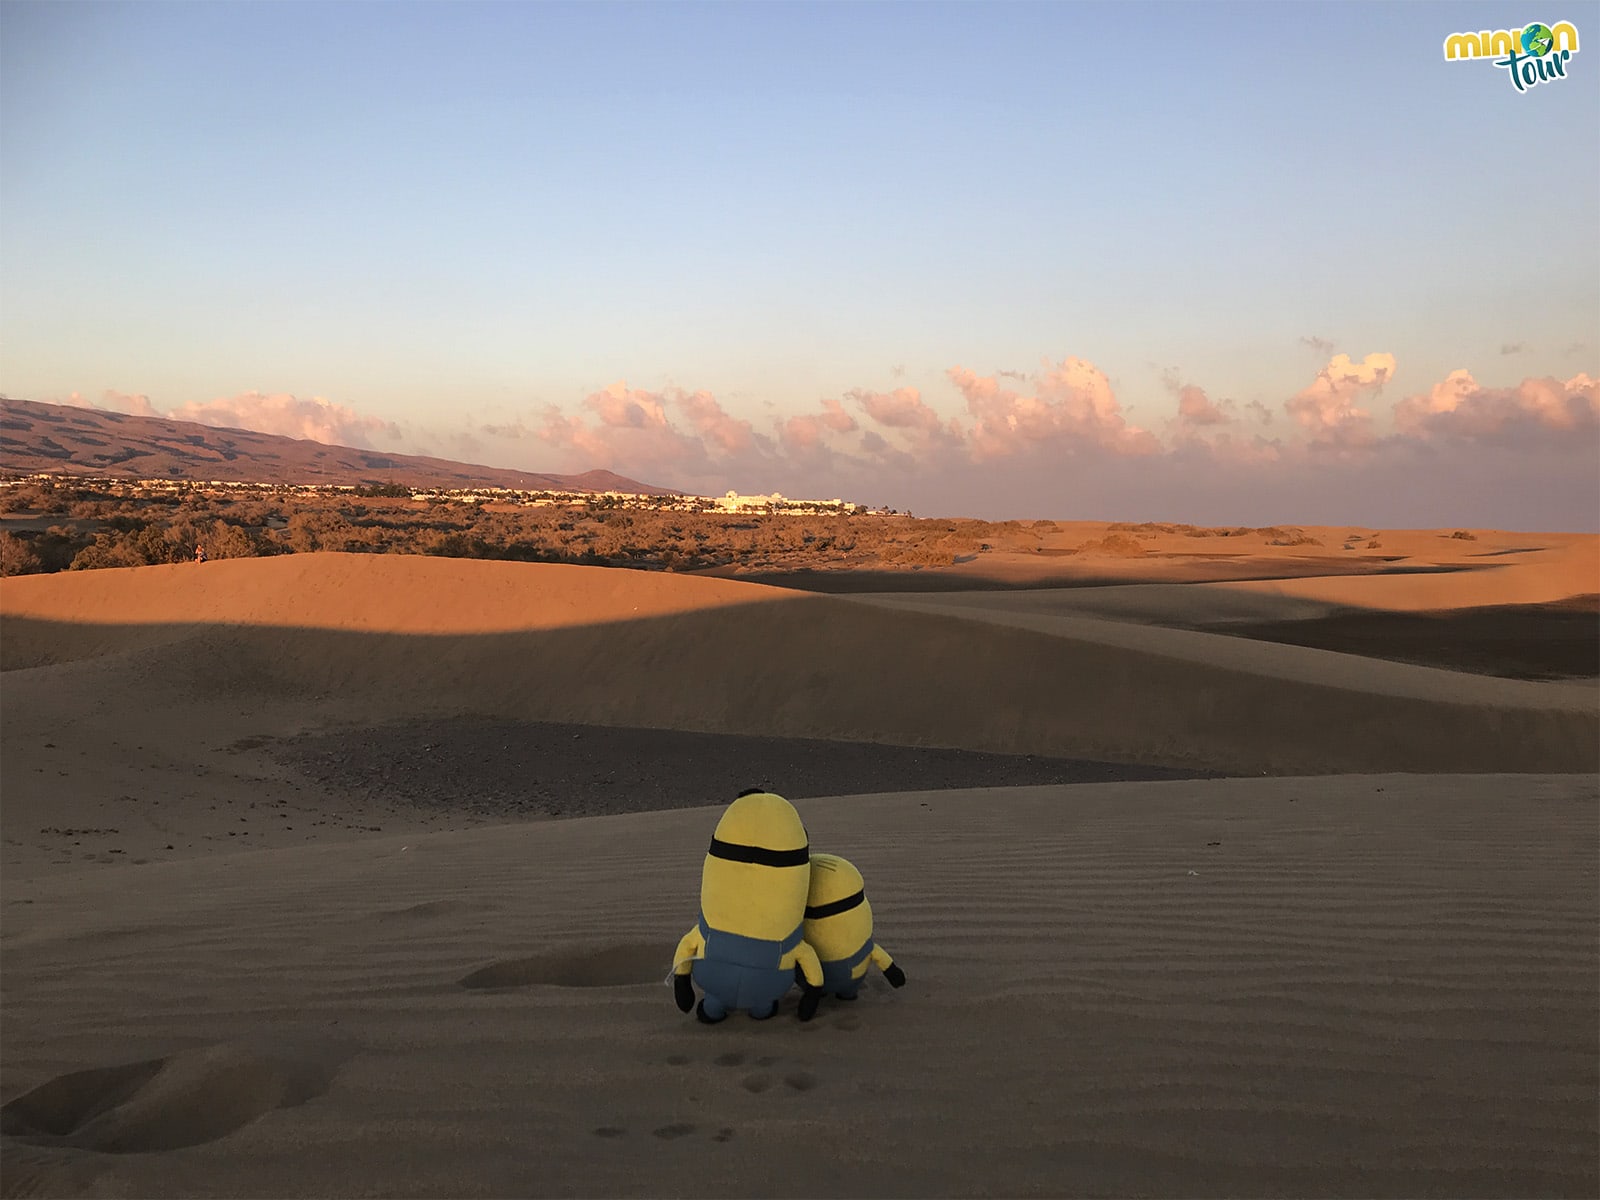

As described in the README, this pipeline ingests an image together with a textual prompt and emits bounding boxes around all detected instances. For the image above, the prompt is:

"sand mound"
[0,553,787,648]
[3,776,1595,1198]
[841,592,1598,700]
[1,556,1593,783]
[2,1035,350,1156]
[1214,533,1599,612]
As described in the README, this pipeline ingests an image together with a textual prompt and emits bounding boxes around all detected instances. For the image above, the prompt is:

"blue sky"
[3,1,1597,527]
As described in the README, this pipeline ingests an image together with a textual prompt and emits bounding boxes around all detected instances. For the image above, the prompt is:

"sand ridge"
[839,592,1596,707]
[0,553,806,638]
[2,557,1593,779]
[888,523,1598,601]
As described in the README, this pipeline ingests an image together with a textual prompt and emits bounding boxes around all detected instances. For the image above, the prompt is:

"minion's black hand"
[797,986,822,1022]
[883,964,906,989]
[673,973,696,1013]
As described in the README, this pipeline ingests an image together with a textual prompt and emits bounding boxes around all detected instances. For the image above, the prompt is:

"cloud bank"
[91,391,400,447]
[66,354,1600,530]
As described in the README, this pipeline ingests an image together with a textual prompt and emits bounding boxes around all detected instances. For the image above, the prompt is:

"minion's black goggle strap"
[805,889,865,920]
[707,838,810,868]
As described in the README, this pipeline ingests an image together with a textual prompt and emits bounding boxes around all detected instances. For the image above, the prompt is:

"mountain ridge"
[0,397,672,494]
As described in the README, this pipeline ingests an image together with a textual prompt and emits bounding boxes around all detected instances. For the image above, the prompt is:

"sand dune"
[0,553,785,640]
[2,550,1597,1197]
[3,776,1596,1198]
[2,557,1592,788]
[1208,533,1598,611]
[904,524,1598,602]
[843,591,1594,705]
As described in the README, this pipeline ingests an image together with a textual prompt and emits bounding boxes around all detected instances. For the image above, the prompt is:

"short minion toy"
[672,789,825,1023]
[803,853,906,1001]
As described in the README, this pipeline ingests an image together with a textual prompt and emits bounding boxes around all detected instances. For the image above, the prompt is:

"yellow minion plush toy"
[803,853,905,1001]
[672,789,826,1023]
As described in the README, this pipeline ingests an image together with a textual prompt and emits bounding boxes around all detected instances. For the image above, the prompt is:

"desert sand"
[2,526,1597,1198]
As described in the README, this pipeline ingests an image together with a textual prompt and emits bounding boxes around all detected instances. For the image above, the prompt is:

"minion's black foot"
[696,999,727,1024]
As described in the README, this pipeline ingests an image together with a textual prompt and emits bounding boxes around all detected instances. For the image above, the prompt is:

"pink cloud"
[949,358,1158,459]
[1393,370,1598,440]
[90,390,160,418]
[420,358,1600,530]
[63,348,1597,530]
[587,382,670,431]
[780,398,858,456]
[527,382,784,488]
[533,405,591,455]
[168,392,400,447]
[851,386,942,433]
[780,419,826,453]
[1176,385,1229,426]
[1285,352,1393,447]
[846,385,967,466]
[70,389,398,447]
[1160,370,1233,434]
[674,389,768,458]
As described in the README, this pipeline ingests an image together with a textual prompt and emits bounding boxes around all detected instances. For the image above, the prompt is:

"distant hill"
[0,397,673,494]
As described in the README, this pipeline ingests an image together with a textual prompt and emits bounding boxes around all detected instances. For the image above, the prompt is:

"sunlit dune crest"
[0,553,803,634]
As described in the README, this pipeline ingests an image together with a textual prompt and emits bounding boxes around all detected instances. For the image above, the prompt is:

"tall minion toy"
[672,789,825,1023]
[803,853,906,1001]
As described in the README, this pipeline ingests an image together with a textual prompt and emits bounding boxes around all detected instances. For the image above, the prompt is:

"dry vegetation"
[1074,532,1147,556]
[1105,520,1326,546]
[0,479,1025,577]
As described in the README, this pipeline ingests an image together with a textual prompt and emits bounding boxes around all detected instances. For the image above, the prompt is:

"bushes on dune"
[1074,532,1147,556]
[0,485,1016,576]
[0,531,41,576]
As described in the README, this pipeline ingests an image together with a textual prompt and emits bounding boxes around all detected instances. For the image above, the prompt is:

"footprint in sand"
[655,1049,820,1101]
[718,1047,817,1095]
[712,1051,777,1070]
[741,1070,817,1093]
[0,1034,354,1155]
[651,1123,697,1140]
